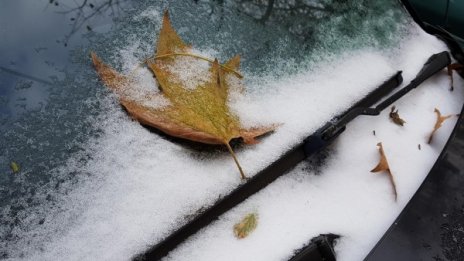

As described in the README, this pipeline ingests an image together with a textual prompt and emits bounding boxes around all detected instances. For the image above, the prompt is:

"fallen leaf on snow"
[427,108,457,144]
[371,142,397,201]
[389,106,406,126]
[91,11,279,179]
[233,213,258,239]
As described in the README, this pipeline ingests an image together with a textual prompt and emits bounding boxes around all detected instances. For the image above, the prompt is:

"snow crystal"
[161,49,219,90]
[114,42,170,109]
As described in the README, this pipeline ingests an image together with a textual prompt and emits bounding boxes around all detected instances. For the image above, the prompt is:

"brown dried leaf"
[91,11,278,180]
[427,108,457,144]
[447,63,464,91]
[371,142,397,201]
[233,213,258,239]
[389,106,406,126]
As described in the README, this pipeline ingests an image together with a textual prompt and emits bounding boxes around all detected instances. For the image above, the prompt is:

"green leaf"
[10,161,20,173]
[233,213,258,239]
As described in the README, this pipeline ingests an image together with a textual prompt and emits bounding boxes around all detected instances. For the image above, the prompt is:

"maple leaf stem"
[225,142,246,180]
[147,53,243,79]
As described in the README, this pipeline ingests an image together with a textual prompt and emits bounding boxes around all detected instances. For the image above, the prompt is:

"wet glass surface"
[0,0,134,254]
[0,0,408,259]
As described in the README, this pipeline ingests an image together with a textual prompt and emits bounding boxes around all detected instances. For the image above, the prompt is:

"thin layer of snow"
[103,41,170,109]
[134,7,162,22]
[163,31,464,261]
[2,7,463,261]
[162,49,215,90]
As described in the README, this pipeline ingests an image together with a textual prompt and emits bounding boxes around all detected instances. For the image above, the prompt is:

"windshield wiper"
[134,51,451,261]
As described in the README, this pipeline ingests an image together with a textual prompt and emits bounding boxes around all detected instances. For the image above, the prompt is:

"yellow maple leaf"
[91,11,278,179]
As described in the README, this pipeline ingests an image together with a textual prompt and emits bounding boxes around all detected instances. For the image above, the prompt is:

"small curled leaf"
[10,161,20,173]
[389,106,406,126]
[233,213,258,239]
[371,142,397,201]
[427,108,457,144]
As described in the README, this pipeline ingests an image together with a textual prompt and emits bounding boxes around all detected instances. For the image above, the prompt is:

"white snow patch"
[163,51,212,90]
[114,41,170,109]
[162,29,464,261]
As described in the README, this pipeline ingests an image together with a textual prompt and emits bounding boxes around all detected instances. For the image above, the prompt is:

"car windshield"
[1,1,462,260]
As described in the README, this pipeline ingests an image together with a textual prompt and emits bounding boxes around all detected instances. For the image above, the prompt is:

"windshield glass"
[1,1,461,260]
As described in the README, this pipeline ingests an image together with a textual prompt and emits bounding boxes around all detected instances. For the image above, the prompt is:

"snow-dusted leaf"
[233,213,258,239]
[389,105,406,126]
[371,142,397,201]
[427,108,457,144]
[91,11,279,180]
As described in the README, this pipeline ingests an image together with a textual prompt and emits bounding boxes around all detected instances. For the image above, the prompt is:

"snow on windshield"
[1,1,462,261]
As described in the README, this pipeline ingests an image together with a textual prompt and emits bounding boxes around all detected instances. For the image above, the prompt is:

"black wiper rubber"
[134,51,450,261]
[289,234,339,261]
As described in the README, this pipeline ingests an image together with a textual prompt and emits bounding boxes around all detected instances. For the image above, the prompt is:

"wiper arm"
[305,51,450,155]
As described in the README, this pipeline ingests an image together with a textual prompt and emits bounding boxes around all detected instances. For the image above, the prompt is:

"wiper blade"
[135,51,450,261]
[305,51,450,155]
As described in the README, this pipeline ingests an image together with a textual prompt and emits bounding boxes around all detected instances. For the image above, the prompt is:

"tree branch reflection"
[234,0,350,41]
[49,0,129,46]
